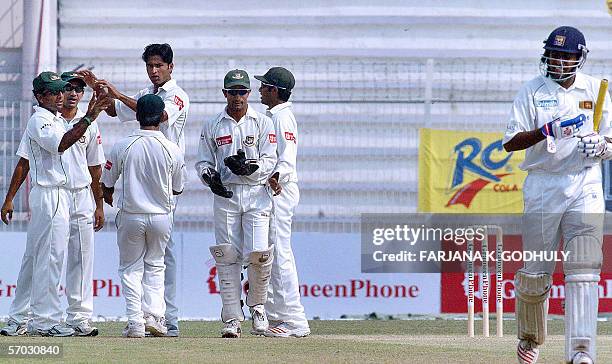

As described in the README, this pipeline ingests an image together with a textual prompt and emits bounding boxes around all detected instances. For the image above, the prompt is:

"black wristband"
[82,116,93,126]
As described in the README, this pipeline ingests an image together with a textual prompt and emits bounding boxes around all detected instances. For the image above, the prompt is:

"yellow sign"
[418,128,526,213]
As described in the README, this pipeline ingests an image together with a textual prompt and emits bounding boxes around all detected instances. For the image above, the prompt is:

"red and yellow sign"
[418,128,527,213]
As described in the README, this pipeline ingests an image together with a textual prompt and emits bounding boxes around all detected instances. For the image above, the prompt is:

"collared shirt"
[267,102,298,184]
[102,129,185,214]
[503,72,612,173]
[18,108,106,189]
[195,105,277,185]
[115,79,189,154]
[20,106,68,187]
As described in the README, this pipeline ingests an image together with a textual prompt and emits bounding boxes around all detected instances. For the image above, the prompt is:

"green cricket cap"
[32,71,69,93]
[254,67,295,91]
[224,69,250,89]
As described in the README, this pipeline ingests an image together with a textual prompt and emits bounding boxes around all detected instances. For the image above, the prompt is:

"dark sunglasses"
[64,85,85,93]
[223,89,250,96]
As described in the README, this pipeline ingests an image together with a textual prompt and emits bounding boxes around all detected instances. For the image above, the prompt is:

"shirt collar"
[60,107,86,123]
[149,78,176,94]
[542,72,587,92]
[132,128,165,137]
[33,105,59,120]
[268,102,292,115]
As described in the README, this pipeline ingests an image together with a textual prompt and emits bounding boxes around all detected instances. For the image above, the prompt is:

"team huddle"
[0,43,309,339]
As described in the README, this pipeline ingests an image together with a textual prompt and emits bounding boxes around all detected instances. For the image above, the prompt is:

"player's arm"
[172,148,185,195]
[248,116,278,181]
[503,129,546,152]
[101,145,121,206]
[77,70,117,117]
[58,92,110,152]
[88,165,104,231]
[161,92,188,125]
[1,157,30,225]
[195,123,232,198]
[271,114,297,183]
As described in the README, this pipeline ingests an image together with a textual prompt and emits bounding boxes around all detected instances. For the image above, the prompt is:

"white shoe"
[572,352,593,364]
[122,321,145,338]
[165,323,179,337]
[144,314,168,337]
[30,324,75,337]
[69,322,99,337]
[221,319,241,338]
[249,305,269,335]
[264,322,311,338]
[517,339,539,364]
[0,319,28,336]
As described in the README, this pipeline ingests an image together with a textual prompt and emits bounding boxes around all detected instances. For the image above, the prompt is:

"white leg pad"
[210,244,244,322]
[246,245,274,307]
[515,269,552,345]
[563,235,602,363]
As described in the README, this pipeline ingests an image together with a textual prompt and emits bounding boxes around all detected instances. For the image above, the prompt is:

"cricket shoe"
[517,339,539,364]
[144,314,167,337]
[249,305,268,335]
[264,322,311,338]
[70,322,99,337]
[165,323,179,337]
[572,352,593,364]
[29,324,75,337]
[122,321,145,338]
[221,319,241,338]
[0,319,28,336]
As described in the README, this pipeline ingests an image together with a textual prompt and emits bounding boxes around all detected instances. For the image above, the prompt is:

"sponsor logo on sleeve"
[104,160,113,170]
[216,135,233,146]
[268,134,277,143]
[285,132,296,143]
[97,134,102,144]
[174,95,184,111]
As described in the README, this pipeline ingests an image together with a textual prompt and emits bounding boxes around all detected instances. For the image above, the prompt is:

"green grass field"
[1,320,611,363]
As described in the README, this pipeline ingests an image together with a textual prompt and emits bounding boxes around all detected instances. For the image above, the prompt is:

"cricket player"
[80,43,189,336]
[503,26,610,364]
[0,72,106,337]
[195,69,277,338]
[0,72,109,337]
[102,94,185,338]
[255,67,310,337]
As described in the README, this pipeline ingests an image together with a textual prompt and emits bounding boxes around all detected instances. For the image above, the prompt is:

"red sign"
[216,135,232,147]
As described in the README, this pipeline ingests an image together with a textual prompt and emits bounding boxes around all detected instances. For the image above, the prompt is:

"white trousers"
[8,187,95,327]
[265,182,308,329]
[11,186,70,330]
[117,212,171,324]
[521,166,604,274]
[164,198,178,326]
[213,184,272,258]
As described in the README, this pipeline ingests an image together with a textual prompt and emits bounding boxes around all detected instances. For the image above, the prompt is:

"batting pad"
[246,245,275,307]
[563,235,602,276]
[565,274,599,363]
[515,269,552,345]
[210,244,244,322]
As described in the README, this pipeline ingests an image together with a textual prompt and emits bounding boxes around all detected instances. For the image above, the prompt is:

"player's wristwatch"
[81,116,93,126]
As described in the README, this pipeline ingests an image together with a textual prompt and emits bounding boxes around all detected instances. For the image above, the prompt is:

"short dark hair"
[142,43,173,64]
[138,113,162,127]
[278,89,291,102]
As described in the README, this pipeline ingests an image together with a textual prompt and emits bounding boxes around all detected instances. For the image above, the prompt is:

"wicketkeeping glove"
[202,168,233,198]
[224,149,259,176]
[540,114,585,139]
[578,133,612,159]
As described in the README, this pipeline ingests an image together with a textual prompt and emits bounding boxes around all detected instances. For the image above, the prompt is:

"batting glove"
[202,168,233,198]
[224,149,259,176]
[578,133,612,159]
[540,114,585,139]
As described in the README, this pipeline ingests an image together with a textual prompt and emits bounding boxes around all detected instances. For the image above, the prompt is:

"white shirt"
[115,79,189,155]
[195,105,277,185]
[20,106,68,187]
[503,72,612,173]
[102,129,185,214]
[18,108,106,189]
[267,102,298,184]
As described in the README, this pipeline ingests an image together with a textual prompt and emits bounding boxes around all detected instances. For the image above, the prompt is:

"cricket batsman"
[503,26,610,364]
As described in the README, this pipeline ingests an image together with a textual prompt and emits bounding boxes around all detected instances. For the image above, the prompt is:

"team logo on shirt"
[104,160,113,170]
[285,132,296,143]
[174,95,184,111]
[216,135,232,146]
[579,100,593,110]
[554,35,566,47]
[243,135,255,147]
[268,134,277,143]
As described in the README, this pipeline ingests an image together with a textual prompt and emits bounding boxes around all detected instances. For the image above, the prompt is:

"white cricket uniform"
[263,102,308,330]
[503,72,611,273]
[114,79,188,327]
[505,72,610,362]
[8,106,71,330]
[195,105,277,257]
[8,108,105,327]
[102,129,185,324]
